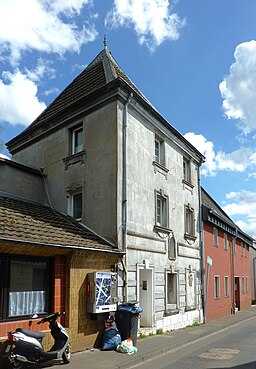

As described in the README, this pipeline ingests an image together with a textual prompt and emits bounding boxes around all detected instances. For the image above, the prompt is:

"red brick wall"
[204,222,251,322]
[52,255,66,315]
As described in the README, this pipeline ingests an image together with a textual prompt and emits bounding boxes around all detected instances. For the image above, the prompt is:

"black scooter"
[4,312,71,368]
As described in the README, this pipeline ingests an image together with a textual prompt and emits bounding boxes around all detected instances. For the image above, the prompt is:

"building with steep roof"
[201,187,254,321]
[4,44,205,347]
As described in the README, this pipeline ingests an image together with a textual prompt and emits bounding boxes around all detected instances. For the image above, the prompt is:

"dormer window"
[72,126,83,155]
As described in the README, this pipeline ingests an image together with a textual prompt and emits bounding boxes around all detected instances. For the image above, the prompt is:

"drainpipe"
[198,169,205,323]
[122,92,133,302]
[231,228,237,314]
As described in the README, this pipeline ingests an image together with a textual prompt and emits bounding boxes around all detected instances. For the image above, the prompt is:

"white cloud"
[0,0,97,64]
[184,132,255,177]
[105,0,185,50]
[219,40,256,134]
[223,190,256,238]
[184,132,217,176]
[0,70,46,126]
[0,153,10,160]
[44,87,60,97]
[25,58,56,82]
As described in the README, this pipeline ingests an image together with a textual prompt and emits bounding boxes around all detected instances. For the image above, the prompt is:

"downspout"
[198,169,205,323]
[122,92,133,302]
[231,228,237,314]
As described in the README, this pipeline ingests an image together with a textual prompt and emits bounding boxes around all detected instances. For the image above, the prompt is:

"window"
[213,227,218,247]
[241,242,244,256]
[71,126,83,155]
[155,190,168,228]
[243,243,246,257]
[0,255,50,319]
[154,137,165,166]
[68,191,82,221]
[224,233,228,250]
[166,272,178,311]
[242,277,245,294]
[168,237,176,260]
[184,204,195,237]
[214,276,220,299]
[224,276,229,297]
[183,158,191,183]
[246,277,248,293]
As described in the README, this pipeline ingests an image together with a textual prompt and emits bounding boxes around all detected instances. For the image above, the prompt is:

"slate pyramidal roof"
[0,192,120,253]
[8,47,152,146]
[7,46,205,161]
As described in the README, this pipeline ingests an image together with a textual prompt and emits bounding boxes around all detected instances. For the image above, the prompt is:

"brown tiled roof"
[9,49,150,138]
[0,193,118,252]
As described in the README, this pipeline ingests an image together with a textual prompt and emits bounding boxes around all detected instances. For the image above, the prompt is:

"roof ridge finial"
[103,34,108,50]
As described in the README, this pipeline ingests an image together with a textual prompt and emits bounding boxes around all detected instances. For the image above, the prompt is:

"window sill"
[154,225,172,234]
[182,180,194,192]
[184,233,197,242]
[63,150,86,170]
[164,308,179,316]
[153,161,169,178]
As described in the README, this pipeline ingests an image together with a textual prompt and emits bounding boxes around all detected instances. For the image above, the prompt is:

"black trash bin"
[115,301,141,346]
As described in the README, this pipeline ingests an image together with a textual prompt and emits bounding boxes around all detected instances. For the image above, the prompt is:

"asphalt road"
[131,316,256,369]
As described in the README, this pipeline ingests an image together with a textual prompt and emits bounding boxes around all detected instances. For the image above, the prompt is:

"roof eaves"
[0,237,124,254]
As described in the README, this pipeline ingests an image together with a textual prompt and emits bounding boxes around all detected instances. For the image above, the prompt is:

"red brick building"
[202,188,253,322]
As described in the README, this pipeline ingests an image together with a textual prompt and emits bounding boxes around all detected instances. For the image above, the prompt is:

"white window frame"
[67,191,82,221]
[213,227,218,247]
[184,204,195,237]
[155,190,168,228]
[224,276,229,297]
[214,275,220,299]
[242,277,245,294]
[154,137,165,166]
[183,158,191,183]
[166,270,179,311]
[224,233,228,250]
[71,126,83,155]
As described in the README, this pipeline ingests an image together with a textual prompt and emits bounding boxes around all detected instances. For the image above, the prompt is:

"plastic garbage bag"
[116,338,138,354]
[102,328,122,350]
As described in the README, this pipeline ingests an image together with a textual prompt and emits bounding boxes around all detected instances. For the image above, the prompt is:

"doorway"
[234,277,240,310]
[138,266,154,327]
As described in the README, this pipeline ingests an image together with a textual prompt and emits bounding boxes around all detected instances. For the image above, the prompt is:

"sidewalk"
[69,306,256,369]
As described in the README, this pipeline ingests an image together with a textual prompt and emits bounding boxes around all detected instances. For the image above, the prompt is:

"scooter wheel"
[6,357,27,369]
[62,344,71,364]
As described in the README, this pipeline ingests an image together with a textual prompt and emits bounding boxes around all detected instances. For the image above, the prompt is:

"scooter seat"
[16,328,45,339]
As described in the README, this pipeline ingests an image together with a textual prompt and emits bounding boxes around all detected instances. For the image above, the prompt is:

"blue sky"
[1,0,256,238]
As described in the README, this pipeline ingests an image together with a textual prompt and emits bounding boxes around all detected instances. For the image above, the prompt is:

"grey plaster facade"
[7,47,205,331]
